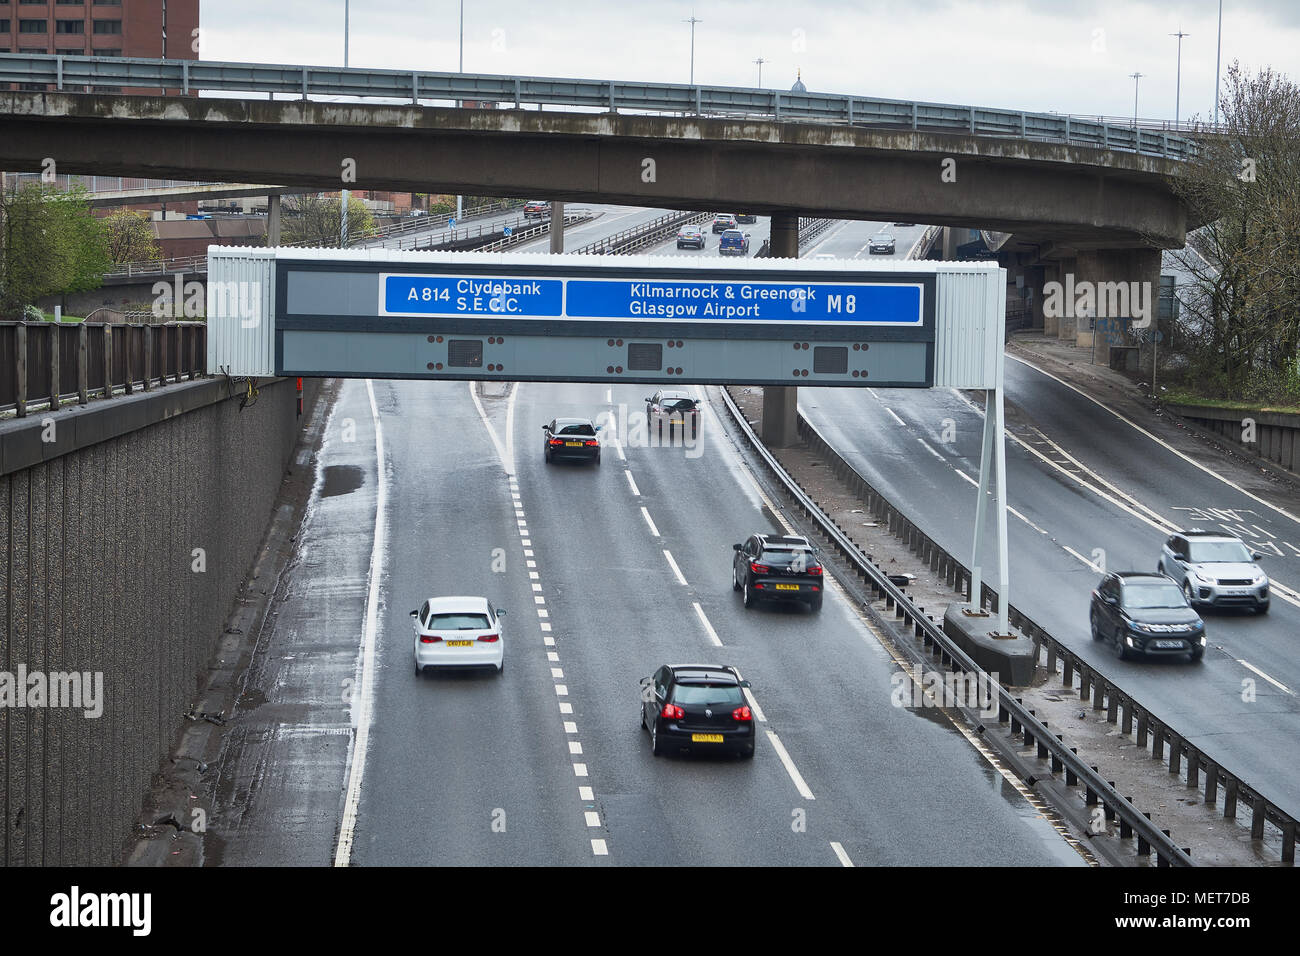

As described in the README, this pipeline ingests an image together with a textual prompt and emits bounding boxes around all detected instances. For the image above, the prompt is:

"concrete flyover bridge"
[0,52,1203,440]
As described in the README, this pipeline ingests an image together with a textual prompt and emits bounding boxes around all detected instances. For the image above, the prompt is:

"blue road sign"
[503,225,513,237]
[448,218,457,229]
[380,273,922,326]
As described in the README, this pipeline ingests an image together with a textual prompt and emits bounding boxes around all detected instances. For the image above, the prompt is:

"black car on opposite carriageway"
[1090,571,1206,662]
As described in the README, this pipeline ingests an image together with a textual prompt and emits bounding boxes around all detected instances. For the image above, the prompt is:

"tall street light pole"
[1214,0,1223,127]
[684,15,701,86]
[1130,71,1143,129]
[753,56,766,88]
[456,0,464,225]
[341,0,349,247]
[1171,30,1189,128]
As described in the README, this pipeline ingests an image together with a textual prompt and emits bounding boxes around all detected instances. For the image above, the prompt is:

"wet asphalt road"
[312,376,1083,866]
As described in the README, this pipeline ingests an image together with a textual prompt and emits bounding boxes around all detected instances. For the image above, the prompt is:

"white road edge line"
[333,379,388,868]
[468,380,513,477]
[766,730,815,800]
[884,407,906,427]
[830,841,854,867]
[663,549,688,586]
[692,601,724,647]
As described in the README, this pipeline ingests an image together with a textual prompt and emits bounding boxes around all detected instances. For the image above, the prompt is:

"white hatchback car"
[411,596,506,675]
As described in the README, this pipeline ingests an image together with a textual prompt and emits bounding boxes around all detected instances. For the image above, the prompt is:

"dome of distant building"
[790,70,806,93]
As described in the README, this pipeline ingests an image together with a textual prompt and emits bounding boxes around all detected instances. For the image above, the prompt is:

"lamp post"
[1214,0,1223,127]
[1171,29,1189,128]
[684,15,701,86]
[1130,71,1143,129]
[753,56,766,88]
[341,0,349,247]
[456,0,464,226]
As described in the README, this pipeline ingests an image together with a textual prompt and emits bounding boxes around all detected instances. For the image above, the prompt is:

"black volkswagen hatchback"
[640,664,755,758]
[1090,571,1207,662]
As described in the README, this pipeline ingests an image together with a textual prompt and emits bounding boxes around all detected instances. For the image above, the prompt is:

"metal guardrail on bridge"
[0,53,1198,161]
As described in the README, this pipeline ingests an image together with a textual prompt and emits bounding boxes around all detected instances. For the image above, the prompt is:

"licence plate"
[691,733,724,743]
[1155,640,1183,649]
[446,640,473,647]
[565,441,582,447]
[774,583,800,591]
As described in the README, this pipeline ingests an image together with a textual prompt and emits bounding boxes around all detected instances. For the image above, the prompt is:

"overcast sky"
[199,1,1298,123]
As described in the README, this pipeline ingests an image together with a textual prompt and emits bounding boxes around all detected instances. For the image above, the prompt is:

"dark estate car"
[645,390,700,436]
[733,533,824,612]
[735,213,757,224]
[641,663,755,758]
[676,225,706,249]
[543,418,601,464]
[712,214,738,233]
[868,234,896,254]
[1090,571,1206,662]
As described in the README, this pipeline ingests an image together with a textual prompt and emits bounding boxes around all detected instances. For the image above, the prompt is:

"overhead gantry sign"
[207,246,1011,631]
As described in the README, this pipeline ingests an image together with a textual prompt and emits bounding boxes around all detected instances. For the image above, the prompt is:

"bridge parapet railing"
[0,53,1198,161]
[0,320,206,417]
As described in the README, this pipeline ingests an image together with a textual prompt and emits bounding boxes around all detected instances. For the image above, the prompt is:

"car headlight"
[1200,635,1207,645]
[1253,574,1268,585]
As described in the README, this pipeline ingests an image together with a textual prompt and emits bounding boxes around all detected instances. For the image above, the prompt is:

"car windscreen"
[1186,540,1253,563]
[672,683,744,706]
[427,613,491,630]
[557,423,596,436]
[1123,583,1187,610]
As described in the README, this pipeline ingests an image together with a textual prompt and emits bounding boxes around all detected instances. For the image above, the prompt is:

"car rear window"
[760,548,817,567]
[427,613,491,630]
[672,683,744,705]
[662,399,696,410]
[557,423,596,436]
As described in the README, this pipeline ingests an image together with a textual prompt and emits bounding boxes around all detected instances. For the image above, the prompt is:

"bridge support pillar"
[1042,261,1061,336]
[268,193,282,245]
[942,226,962,259]
[549,201,565,253]
[1025,264,1045,330]
[1056,256,1078,342]
[762,211,800,448]
[1073,248,1161,368]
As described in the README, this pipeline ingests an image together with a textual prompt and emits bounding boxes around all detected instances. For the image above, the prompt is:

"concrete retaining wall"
[1166,403,1300,477]
[1,375,321,865]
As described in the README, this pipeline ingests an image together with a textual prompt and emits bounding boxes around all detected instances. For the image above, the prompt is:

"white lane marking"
[625,470,641,496]
[333,379,388,868]
[579,786,594,800]
[537,608,548,618]
[1254,524,1277,539]
[468,381,513,477]
[885,407,906,427]
[766,730,815,800]
[525,549,535,558]
[555,684,568,696]
[692,601,724,647]
[504,380,518,474]
[569,741,583,755]
[1236,659,1294,695]
[534,595,546,604]
[529,571,540,579]
[641,507,661,537]
[663,549,688,585]
[1063,545,1103,572]
[606,388,612,403]
[559,702,574,714]
[585,811,601,827]
[830,841,854,867]
[532,583,543,592]
[548,651,560,662]
[522,538,532,546]
[551,667,564,678]
[591,838,609,855]
[729,666,767,722]
[573,763,588,777]
[612,434,626,461]
[1009,353,1300,526]
[916,437,948,463]
[564,721,578,733]
[953,468,979,488]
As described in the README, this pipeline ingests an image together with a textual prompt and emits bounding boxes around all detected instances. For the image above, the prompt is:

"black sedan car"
[733,533,824,612]
[868,234,896,254]
[543,418,601,464]
[640,663,755,758]
[646,389,700,437]
[1090,571,1206,662]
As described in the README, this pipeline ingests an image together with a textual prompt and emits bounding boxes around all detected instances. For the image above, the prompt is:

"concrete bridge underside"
[0,92,1192,252]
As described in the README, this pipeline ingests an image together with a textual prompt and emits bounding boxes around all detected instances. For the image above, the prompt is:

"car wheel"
[497,657,505,675]
[414,662,422,677]
[640,706,647,730]
[544,448,551,464]
[1112,630,1131,661]
[651,724,665,757]
[1189,648,1204,663]
[1182,580,1196,605]
[1090,613,1104,641]
[743,578,755,608]
[732,562,742,592]
[809,594,823,613]
[594,450,601,465]
[1157,561,1165,575]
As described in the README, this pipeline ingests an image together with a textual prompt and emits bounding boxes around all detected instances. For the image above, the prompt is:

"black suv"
[640,663,755,758]
[1090,571,1206,662]
[732,533,824,612]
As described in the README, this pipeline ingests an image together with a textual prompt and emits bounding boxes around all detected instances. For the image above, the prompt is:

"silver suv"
[1158,530,1269,614]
